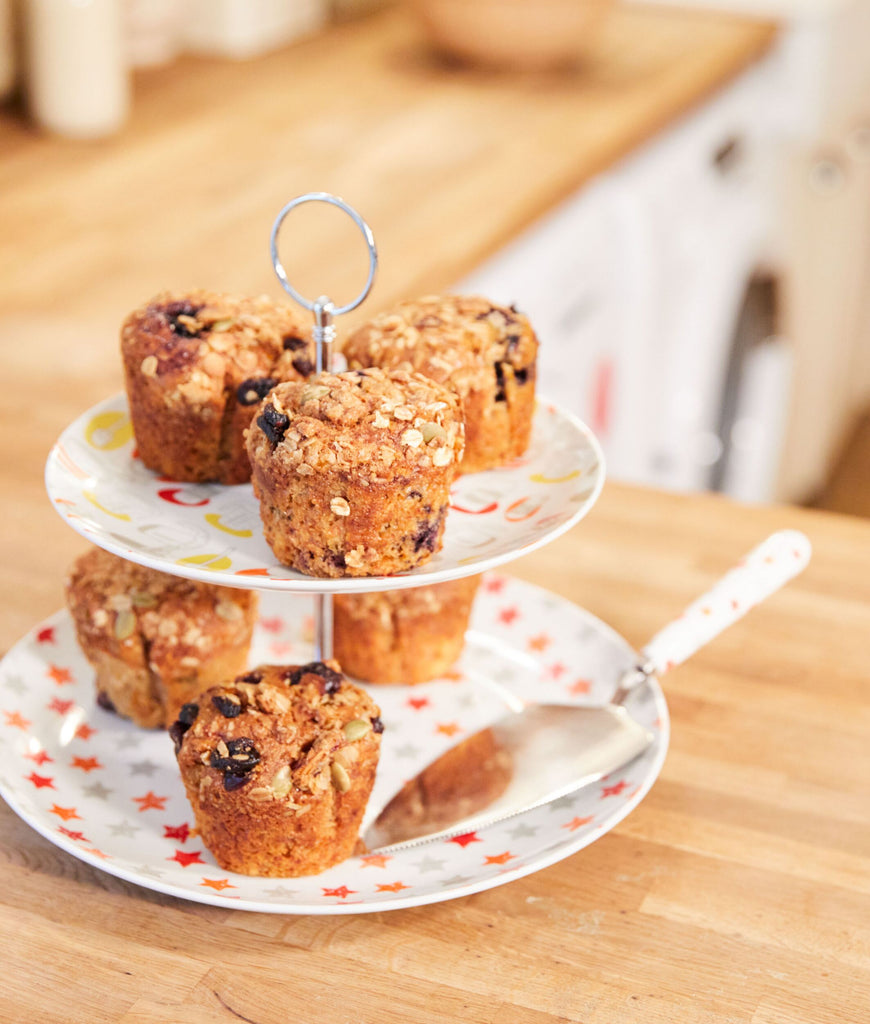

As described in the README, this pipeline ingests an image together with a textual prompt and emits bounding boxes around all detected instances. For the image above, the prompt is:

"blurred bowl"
[411,0,613,71]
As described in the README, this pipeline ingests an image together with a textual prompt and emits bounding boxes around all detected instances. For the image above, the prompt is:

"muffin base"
[459,362,537,474]
[251,472,451,578]
[92,653,164,729]
[333,577,480,683]
[90,645,254,729]
[181,772,376,877]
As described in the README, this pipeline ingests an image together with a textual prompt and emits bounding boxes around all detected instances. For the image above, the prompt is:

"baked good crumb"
[367,727,512,847]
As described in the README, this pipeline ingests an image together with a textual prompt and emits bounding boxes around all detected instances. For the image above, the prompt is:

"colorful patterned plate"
[0,576,667,914]
[45,394,604,594]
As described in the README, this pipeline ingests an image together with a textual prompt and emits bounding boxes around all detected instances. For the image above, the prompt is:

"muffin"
[171,661,383,876]
[366,727,512,848]
[333,576,481,684]
[342,295,538,474]
[121,289,316,484]
[65,547,257,728]
[245,367,465,577]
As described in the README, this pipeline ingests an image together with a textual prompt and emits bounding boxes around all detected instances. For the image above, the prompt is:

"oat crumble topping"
[248,367,465,478]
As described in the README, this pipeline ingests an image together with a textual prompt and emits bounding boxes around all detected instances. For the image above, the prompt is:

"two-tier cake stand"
[0,195,668,913]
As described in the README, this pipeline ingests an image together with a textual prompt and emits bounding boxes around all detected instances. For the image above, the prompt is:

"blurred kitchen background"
[2,0,869,517]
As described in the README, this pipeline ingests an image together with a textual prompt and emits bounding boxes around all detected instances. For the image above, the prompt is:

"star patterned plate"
[0,576,667,914]
[45,393,604,593]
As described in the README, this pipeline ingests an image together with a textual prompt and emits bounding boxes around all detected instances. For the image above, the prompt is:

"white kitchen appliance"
[458,58,780,494]
[459,0,870,502]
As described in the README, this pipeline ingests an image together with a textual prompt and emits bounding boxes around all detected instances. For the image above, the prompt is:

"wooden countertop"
[4,486,870,1022]
[9,6,868,1023]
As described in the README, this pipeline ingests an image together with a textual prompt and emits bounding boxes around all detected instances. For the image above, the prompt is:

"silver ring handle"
[270,192,378,317]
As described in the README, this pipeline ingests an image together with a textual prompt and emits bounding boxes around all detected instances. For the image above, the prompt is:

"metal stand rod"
[270,192,378,669]
[313,295,335,375]
[314,591,334,662]
[313,297,335,660]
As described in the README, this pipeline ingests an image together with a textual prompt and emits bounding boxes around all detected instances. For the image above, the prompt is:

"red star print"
[25,772,55,789]
[436,722,461,737]
[37,626,56,644]
[75,723,96,741]
[601,780,629,798]
[25,750,53,766]
[528,633,551,652]
[498,606,520,625]
[3,710,31,730]
[449,832,482,848]
[484,577,506,593]
[47,664,73,685]
[84,848,111,860]
[200,878,236,891]
[322,885,356,899]
[71,756,102,773]
[359,854,391,868]
[568,678,591,696]
[547,662,567,679]
[168,849,206,868]
[269,642,293,658]
[258,617,283,634]
[484,851,514,865]
[133,791,167,811]
[376,881,410,893]
[47,697,75,715]
[58,827,89,842]
[563,815,594,831]
[49,804,81,822]
[407,696,429,710]
[163,823,191,843]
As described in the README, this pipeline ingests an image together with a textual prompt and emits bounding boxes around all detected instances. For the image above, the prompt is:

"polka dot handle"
[641,530,812,673]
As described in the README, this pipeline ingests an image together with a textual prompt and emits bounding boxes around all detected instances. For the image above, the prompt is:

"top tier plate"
[45,393,604,594]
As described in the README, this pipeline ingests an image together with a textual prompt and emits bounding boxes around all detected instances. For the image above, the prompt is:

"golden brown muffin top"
[171,662,382,802]
[65,546,256,671]
[121,289,315,410]
[342,294,539,398]
[246,367,465,481]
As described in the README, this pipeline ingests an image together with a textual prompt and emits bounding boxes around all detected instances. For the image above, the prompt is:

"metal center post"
[270,192,378,661]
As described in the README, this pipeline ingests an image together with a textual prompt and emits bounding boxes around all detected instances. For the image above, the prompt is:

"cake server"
[362,529,811,853]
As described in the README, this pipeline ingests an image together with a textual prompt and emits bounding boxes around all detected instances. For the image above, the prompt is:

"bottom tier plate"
[0,576,668,914]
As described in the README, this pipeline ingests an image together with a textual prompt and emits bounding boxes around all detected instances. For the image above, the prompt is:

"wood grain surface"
[6,7,867,1023]
[3,486,869,1023]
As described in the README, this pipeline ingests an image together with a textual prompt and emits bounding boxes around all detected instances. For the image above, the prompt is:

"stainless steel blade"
[361,703,653,854]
